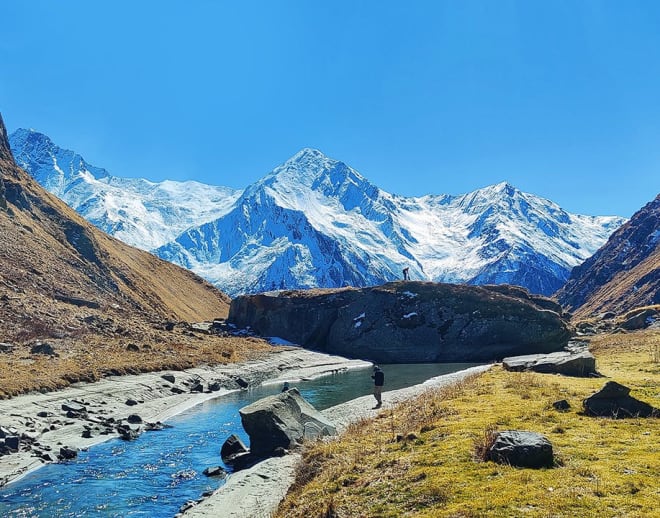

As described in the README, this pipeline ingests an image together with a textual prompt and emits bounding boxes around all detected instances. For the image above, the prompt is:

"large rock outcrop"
[239,388,336,456]
[229,282,571,363]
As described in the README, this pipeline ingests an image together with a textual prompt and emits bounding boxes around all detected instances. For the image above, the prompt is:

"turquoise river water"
[0,363,479,517]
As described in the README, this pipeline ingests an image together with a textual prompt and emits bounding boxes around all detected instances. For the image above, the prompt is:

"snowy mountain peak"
[9,130,627,298]
[9,129,241,250]
[287,147,329,164]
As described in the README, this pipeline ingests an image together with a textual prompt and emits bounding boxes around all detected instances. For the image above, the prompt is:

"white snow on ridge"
[8,131,627,298]
[9,128,242,250]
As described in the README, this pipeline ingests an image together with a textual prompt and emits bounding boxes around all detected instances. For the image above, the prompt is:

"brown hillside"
[555,194,660,318]
[0,112,269,397]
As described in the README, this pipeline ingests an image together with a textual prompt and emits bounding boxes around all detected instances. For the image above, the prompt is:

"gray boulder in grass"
[486,430,554,468]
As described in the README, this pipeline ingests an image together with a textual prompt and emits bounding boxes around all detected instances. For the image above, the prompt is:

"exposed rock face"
[502,351,597,377]
[239,388,336,456]
[555,194,660,317]
[0,114,12,164]
[229,282,571,363]
[583,381,659,418]
[486,430,554,468]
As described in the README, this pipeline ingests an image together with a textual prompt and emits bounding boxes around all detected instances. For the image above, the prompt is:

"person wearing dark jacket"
[371,365,384,408]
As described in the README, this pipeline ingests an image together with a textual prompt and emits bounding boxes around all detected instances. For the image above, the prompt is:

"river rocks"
[162,373,176,384]
[62,401,87,414]
[221,434,249,464]
[239,388,336,456]
[4,436,20,452]
[486,430,554,468]
[59,446,78,460]
[228,282,571,363]
[117,423,141,441]
[583,381,659,418]
[202,466,227,478]
[502,350,597,377]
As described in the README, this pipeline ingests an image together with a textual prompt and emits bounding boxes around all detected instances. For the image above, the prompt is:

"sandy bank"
[0,348,370,487]
[181,364,492,517]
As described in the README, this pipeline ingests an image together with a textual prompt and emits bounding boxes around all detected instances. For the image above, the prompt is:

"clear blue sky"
[2,1,660,217]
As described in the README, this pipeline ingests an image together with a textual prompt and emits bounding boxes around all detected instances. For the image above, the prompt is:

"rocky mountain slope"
[10,131,625,298]
[9,128,240,250]
[555,194,660,317]
[0,113,255,397]
[229,281,571,363]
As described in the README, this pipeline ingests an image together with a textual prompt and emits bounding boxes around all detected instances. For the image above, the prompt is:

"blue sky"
[2,1,660,217]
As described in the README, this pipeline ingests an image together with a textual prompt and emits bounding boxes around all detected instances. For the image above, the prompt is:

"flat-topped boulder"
[229,282,571,363]
[503,350,597,377]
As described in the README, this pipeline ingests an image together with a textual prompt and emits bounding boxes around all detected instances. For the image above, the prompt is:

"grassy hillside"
[277,329,660,517]
[0,112,274,398]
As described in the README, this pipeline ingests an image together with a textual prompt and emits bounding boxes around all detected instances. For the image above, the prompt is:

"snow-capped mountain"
[9,129,241,250]
[155,148,624,296]
[9,131,626,298]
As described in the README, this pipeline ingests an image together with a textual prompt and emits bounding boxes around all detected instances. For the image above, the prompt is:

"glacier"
[9,131,626,298]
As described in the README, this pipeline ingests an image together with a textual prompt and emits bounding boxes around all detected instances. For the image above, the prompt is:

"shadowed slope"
[556,194,660,317]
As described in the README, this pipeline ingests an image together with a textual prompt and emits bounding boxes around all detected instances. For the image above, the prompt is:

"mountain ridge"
[9,129,626,298]
[555,193,660,317]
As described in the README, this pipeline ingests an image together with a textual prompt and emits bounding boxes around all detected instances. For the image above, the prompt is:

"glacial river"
[0,363,479,517]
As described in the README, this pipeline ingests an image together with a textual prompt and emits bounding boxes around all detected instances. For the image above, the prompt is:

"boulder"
[0,426,17,438]
[502,351,597,377]
[190,382,204,393]
[4,435,20,452]
[31,342,56,356]
[486,430,554,468]
[583,381,659,418]
[620,308,658,331]
[117,423,141,441]
[552,400,571,411]
[221,434,249,464]
[228,282,571,363]
[62,401,87,413]
[239,388,336,456]
[161,373,176,384]
[59,446,78,460]
[202,466,227,478]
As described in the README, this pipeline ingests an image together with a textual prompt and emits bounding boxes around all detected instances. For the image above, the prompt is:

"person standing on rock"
[371,365,384,408]
[403,267,410,281]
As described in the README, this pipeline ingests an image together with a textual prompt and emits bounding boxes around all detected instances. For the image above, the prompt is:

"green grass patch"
[276,329,660,517]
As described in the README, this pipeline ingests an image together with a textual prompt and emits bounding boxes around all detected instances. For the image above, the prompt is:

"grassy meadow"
[276,329,660,518]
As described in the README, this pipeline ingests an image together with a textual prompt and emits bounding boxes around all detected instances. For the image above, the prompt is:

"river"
[0,363,479,517]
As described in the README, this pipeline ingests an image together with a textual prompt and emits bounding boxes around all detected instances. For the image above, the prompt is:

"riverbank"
[181,364,492,517]
[0,347,370,487]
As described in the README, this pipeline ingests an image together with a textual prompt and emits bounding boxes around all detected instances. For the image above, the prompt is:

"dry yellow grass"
[276,329,660,517]
[0,330,273,398]
[0,117,279,398]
